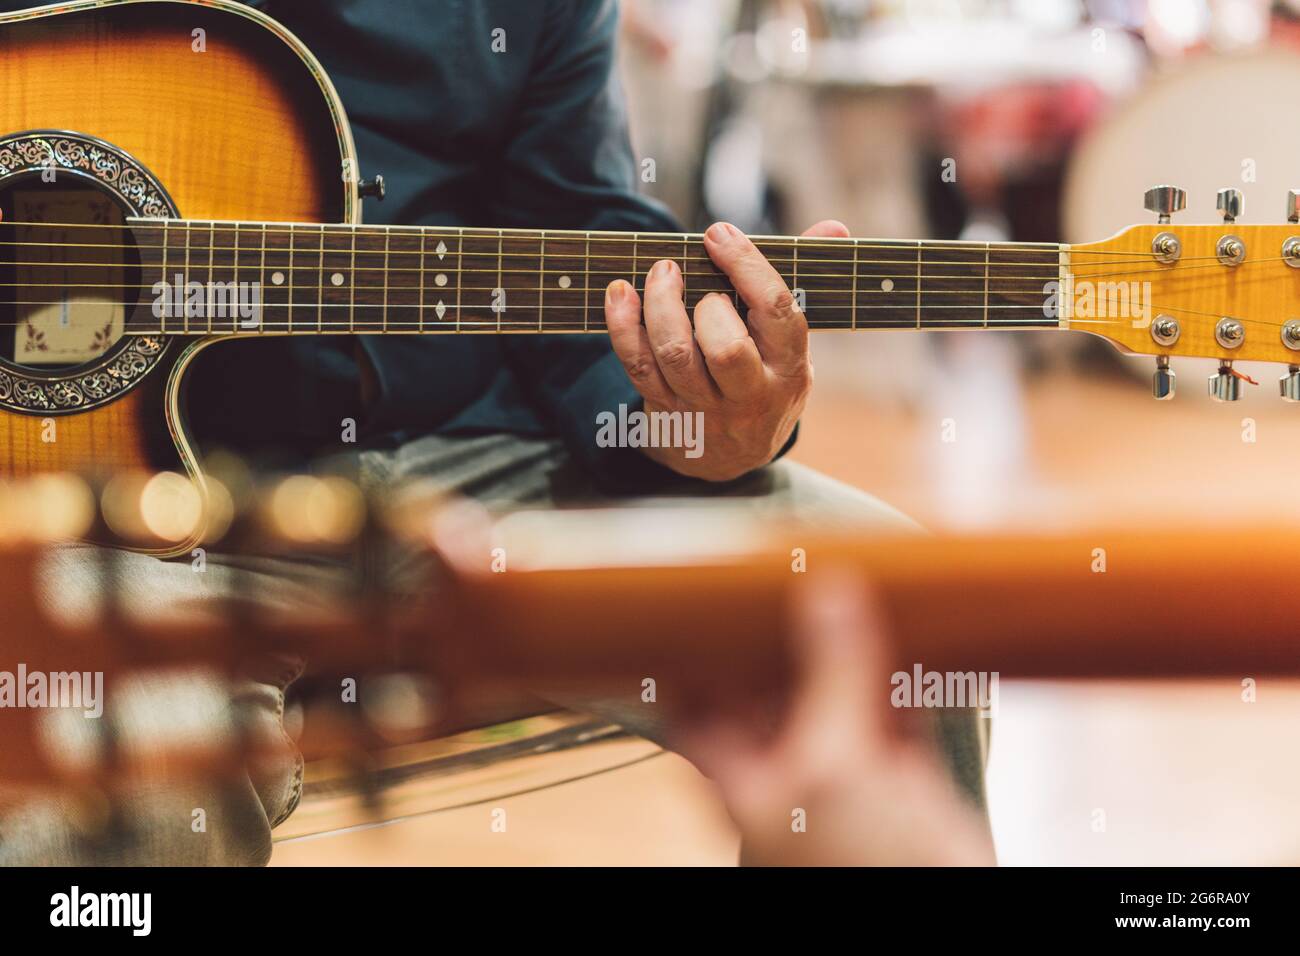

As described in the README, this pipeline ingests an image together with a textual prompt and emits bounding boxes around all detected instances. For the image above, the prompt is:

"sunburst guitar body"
[0,0,352,554]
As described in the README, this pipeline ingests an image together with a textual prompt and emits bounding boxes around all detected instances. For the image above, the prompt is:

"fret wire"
[416,230,426,334]
[316,223,326,334]
[915,241,922,330]
[349,226,357,333]
[232,223,239,334]
[160,221,168,335]
[182,221,191,335]
[850,238,859,331]
[632,233,639,294]
[496,229,504,333]
[455,228,464,334]
[792,235,799,316]
[682,234,689,315]
[538,230,546,333]
[983,242,990,329]
[206,223,215,331]
[287,223,295,333]
[259,224,268,333]
[382,229,390,334]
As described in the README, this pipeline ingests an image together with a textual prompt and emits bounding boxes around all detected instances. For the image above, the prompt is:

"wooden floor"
[273,334,1300,865]
[274,744,739,867]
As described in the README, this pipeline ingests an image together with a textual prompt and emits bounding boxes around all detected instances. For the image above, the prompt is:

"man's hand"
[604,220,849,481]
[675,571,996,867]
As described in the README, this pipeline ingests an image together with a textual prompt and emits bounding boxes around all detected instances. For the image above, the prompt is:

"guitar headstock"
[1068,185,1300,402]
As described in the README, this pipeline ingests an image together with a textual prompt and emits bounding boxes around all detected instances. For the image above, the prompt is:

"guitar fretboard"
[125,220,1064,335]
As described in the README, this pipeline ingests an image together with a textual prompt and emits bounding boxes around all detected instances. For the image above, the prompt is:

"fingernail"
[606,280,631,305]
[706,222,737,242]
[651,259,679,280]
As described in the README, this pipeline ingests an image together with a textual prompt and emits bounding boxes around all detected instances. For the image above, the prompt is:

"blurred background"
[277,0,1300,866]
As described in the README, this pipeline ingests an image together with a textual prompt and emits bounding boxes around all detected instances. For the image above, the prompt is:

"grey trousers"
[2,433,987,865]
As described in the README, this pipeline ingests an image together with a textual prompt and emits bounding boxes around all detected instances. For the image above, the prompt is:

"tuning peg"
[1287,190,1300,224]
[1281,365,1300,402]
[1152,356,1175,400]
[1216,188,1244,223]
[1144,185,1187,224]
[1208,361,1243,402]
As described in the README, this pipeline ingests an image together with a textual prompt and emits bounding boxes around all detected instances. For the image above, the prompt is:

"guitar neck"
[126,219,1065,336]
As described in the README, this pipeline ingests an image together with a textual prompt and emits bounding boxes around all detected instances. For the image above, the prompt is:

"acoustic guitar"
[7,481,1300,791]
[3,0,1300,556]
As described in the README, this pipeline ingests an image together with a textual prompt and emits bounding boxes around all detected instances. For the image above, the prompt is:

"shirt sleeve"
[489,0,796,489]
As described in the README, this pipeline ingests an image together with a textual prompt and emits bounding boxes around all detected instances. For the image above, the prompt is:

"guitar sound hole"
[0,172,143,373]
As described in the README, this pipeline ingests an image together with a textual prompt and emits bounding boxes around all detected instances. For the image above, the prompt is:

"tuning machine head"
[1282,366,1300,403]
[1209,361,1243,402]
[1152,356,1175,400]
[1144,185,1187,224]
[1216,187,1244,224]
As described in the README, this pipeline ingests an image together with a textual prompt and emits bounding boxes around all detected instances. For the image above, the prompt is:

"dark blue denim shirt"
[2,0,795,485]
[201,0,692,485]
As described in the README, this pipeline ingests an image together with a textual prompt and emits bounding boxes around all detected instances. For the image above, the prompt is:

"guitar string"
[0,223,1262,273]
[0,223,1238,272]
[0,260,1120,278]
[0,231,1225,265]
[0,300,1288,332]
[0,278,1259,309]
[0,218,1157,256]
[0,256,1283,293]
[0,266,1238,288]
[0,243,1175,272]
[0,250,1277,284]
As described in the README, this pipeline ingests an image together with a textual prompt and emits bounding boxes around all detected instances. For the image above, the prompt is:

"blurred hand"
[676,571,995,867]
[604,220,848,481]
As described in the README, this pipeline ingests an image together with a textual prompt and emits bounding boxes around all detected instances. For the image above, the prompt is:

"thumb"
[781,568,895,761]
